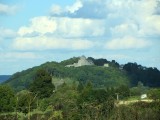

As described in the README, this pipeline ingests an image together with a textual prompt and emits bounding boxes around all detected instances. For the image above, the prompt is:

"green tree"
[29,69,55,98]
[16,90,37,113]
[0,85,16,112]
[148,88,160,101]
[116,85,130,99]
[130,87,141,96]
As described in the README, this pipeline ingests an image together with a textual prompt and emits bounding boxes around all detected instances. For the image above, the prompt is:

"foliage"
[1,82,160,120]
[67,66,130,88]
[88,57,119,67]
[111,102,160,120]
[123,62,160,87]
[148,88,160,101]
[1,57,160,119]
[116,85,130,99]
[60,57,79,66]
[0,85,16,113]
[4,58,131,92]
[16,90,37,113]
[29,69,55,98]
[4,57,160,92]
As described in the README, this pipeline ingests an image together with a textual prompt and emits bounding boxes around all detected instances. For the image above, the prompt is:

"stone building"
[66,56,94,67]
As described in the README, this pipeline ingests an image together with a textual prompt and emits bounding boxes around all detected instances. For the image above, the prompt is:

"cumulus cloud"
[0,3,18,15]
[50,0,83,16]
[49,0,160,37]
[12,36,95,51]
[106,0,160,36]
[18,16,105,37]
[18,17,57,36]
[105,36,151,50]
[13,15,105,51]
[8,0,160,52]
[139,15,160,36]
[50,0,158,19]
[111,22,139,37]
[50,0,107,18]
[66,0,83,14]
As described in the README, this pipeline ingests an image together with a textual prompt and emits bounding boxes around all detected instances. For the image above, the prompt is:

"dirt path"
[118,99,153,105]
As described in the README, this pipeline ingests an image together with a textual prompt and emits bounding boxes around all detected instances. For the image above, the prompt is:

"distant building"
[66,56,94,67]
[104,63,109,67]
[141,94,147,99]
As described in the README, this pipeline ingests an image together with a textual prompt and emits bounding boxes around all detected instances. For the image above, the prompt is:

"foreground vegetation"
[1,69,160,120]
[1,57,160,119]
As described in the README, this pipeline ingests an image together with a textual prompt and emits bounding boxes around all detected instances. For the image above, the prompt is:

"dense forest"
[1,56,160,119]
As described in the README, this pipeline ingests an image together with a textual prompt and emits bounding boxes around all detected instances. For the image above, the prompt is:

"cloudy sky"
[0,0,160,75]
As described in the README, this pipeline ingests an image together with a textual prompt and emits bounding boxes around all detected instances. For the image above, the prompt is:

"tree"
[130,87,141,96]
[116,85,130,99]
[16,90,37,119]
[29,69,55,98]
[0,85,16,112]
[148,88,160,101]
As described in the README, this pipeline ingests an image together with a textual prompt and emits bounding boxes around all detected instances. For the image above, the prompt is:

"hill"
[4,56,160,91]
[4,56,130,91]
[0,75,11,83]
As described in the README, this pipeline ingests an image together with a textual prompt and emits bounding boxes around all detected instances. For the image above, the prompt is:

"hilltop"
[3,56,160,91]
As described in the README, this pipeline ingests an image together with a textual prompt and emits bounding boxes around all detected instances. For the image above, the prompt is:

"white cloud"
[106,0,157,17]
[111,22,139,37]
[0,3,18,15]
[106,0,160,36]
[57,17,105,37]
[105,36,151,50]
[50,0,107,18]
[18,16,105,37]
[18,16,57,36]
[49,0,160,37]
[50,1,83,16]
[66,0,83,13]
[12,36,94,50]
[139,15,160,36]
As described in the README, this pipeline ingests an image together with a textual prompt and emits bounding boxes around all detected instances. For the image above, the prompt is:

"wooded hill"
[3,56,160,91]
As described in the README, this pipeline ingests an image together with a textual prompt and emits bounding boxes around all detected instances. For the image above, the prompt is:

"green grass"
[127,96,140,101]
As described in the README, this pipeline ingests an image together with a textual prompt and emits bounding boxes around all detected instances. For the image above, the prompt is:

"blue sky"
[0,0,160,75]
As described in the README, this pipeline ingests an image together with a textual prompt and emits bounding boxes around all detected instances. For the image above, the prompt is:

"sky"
[0,0,160,75]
